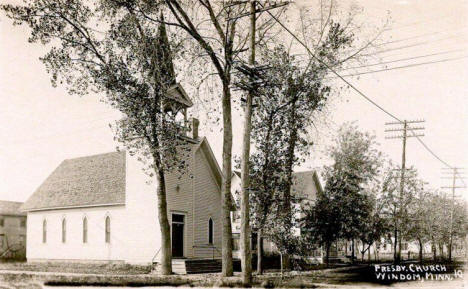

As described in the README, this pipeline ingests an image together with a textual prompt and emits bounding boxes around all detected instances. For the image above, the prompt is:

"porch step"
[152,259,222,275]
[185,259,222,274]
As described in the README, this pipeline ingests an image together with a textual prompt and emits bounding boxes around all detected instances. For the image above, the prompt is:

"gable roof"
[167,83,194,107]
[22,151,126,212]
[229,170,322,204]
[291,170,323,201]
[0,201,26,216]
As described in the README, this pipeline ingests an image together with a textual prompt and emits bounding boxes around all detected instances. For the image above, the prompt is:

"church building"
[22,110,223,266]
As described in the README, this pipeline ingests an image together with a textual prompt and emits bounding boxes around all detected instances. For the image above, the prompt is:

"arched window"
[208,218,213,244]
[83,217,88,243]
[62,218,66,243]
[105,216,110,243]
[42,220,47,243]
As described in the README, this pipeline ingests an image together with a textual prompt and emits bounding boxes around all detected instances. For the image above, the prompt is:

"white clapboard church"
[21,22,225,273]
[22,107,224,270]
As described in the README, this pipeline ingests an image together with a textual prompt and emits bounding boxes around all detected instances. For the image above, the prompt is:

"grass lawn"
[0,261,465,288]
[0,261,151,275]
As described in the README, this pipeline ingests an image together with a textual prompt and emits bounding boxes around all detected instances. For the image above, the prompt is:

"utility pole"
[230,1,289,284]
[441,167,466,262]
[385,119,425,263]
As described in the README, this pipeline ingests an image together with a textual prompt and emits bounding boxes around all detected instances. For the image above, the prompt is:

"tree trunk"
[374,244,379,262]
[155,167,172,275]
[397,233,402,262]
[239,2,256,285]
[351,239,355,264]
[393,228,398,263]
[282,96,299,270]
[257,228,263,275]
[432,240,437,261]
[418,238,423,264]
[325,242,331,267]
[368,244,371,263]
[361,242,365,262]
[221,81,234,277]
[439,243,444,260]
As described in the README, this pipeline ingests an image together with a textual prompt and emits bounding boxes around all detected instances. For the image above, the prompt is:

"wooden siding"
[165,142,222,259]
[192,147,222,258]
[165,153,195,258]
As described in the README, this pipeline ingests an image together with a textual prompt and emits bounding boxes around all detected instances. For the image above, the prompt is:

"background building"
[0,200,26,260]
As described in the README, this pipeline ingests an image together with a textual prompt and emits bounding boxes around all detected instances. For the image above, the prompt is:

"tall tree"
[321,123,383,262]
[162,1,284,276]
[358,188,388,263]
[2,0,192,275]
[246,35,353,272]
[380,165,421,263]
[302,187,342,266]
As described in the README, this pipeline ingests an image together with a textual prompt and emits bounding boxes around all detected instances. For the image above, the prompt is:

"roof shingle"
[22,151,126,211]
[0,201,26,216]
[291,170,322,201]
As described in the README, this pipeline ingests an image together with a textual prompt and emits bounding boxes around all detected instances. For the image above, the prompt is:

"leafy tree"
[321,123,383,262]
[2,0,192,275]
[244,17,356,270]
[380,165,423,262]
[302,188,342,266]
[405,183,434,263]
[358,190,388,262]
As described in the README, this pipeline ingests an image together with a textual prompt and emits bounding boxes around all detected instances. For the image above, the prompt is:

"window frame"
[208,218,213,245]
[42,219,47,243]
[61,218,66,243]
[83,217,88,244]
[105,216,111,244]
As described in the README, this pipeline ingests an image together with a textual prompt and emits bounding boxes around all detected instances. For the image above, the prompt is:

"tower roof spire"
[157,12,176,85]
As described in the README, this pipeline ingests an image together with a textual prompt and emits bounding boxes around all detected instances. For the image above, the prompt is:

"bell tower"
[156,16,195,137]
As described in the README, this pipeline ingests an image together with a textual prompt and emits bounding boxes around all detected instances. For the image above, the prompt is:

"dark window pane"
[208,218,213,244]
[172,214,184,223]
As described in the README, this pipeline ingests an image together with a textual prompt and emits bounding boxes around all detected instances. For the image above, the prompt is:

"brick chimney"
[192,118,199,139]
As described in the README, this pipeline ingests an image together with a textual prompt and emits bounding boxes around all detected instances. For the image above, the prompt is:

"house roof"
[21,151,126,212]
[291,170,323,201]
[230,170,322,203]
[0,201,26,216]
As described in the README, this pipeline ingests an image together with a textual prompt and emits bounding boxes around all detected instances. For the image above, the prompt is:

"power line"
[335,55,468,78]
[260,4,464,179]
[375,27,468,48]
[360,34,466,57]
[340,49,467,72]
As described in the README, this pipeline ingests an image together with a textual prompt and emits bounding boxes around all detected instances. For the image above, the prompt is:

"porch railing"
[151,247,161,264]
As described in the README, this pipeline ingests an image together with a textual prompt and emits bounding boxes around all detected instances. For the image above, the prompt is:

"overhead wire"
[261,4,466,187]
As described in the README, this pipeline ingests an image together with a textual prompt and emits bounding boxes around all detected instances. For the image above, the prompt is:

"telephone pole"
[441,167,466,262]
[385,119,425,262]
[230,1,289,284]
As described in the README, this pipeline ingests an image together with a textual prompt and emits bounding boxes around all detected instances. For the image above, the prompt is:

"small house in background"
[230,170,323,259]
[0,200,27,260]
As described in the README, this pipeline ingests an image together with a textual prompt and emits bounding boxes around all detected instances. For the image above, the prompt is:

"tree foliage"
[2,0,193,275]
[303,123,383,264]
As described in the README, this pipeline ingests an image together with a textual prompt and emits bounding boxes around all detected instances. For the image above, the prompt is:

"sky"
[0,0,467,202]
